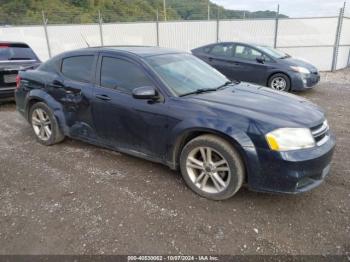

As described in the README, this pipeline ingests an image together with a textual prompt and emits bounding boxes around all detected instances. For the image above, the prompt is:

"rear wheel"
[180,135,244,200]
[29,102,64,145]
[268,73,291,92]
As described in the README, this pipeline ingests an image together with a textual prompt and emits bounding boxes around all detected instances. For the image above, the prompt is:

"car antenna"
[80,33,90,47]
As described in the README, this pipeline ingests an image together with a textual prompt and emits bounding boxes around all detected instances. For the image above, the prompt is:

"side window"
[203,46,212,53]
[234,45,263,61]
[39,59,59,73]
[100,57,153,93]
[61,55,94,82]
[209,44,234,57]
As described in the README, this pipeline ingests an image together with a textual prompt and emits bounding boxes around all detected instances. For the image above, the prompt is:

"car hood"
[280,57,318,73]
[185,82,325,130]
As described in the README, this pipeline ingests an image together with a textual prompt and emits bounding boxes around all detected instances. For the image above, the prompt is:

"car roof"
[0,41,30,47]
[192,42,267,51]
[69,46,186,58]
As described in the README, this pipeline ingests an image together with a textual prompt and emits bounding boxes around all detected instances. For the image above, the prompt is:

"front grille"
[311,120,329,145]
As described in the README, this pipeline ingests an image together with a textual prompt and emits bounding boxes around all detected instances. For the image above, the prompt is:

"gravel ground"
[0,70,349,255]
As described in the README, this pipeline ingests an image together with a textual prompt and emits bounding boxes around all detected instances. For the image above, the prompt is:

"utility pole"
[42,10,52,58]
[98,10,104,46]
[216,7,220,42]
[156,9,160,46]
[274,4,280,48]
[332,2,346,71]
[163,0,167,21]
[208,0,210,20]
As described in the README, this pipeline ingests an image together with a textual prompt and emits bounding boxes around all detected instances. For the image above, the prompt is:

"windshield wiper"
[180,81,239,97]
[215,80,239,90]
[180,88,218,97]
[280,55,290,59]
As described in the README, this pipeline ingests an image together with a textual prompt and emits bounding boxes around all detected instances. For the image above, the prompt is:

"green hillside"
[0,0,287,25]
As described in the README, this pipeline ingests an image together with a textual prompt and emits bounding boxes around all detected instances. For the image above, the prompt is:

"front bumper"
[247,132,336,194]
[290,72,320,91]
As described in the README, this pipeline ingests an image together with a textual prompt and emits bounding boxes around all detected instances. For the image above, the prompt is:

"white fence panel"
[277,18,338,47]
[103,22,157,46]
[47,24,100,58]
[279,47,334,71]
[159,21,216,51]
[219,19,275,46]
[1,16,349,71]
[337,18,350,69]
[0,26,49,61]
[340,18,350,45]
[336,46,350,69]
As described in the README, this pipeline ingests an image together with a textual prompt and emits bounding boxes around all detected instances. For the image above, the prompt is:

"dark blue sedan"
[15,46,335,200]
[192,42,320,92]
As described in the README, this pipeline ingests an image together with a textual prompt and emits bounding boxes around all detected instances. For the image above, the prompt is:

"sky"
[211,0,349,17]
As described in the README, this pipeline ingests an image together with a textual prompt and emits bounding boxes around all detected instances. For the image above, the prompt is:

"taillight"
[15,75,21,90]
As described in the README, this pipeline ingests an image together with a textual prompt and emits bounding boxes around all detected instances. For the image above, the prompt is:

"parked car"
[0,42,41,102]
[192,42,320,92]
[15,46,335,200]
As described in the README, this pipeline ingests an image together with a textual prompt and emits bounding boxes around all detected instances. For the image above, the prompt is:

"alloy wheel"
[271,77,287,91]
[31,108,52,141]
[186,146,231,194]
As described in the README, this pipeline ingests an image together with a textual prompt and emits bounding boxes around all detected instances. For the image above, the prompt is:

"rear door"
[197,43,243,81]
[46,54,97,139]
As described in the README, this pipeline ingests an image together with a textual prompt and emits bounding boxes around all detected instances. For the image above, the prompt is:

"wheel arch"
[25,90,68,134]
[26,97,44,120]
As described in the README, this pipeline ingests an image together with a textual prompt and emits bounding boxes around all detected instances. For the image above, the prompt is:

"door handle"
[52,79,64,89]
[95,94,111,101]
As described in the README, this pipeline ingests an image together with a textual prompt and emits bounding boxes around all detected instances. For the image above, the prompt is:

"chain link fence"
[0,4,349,71]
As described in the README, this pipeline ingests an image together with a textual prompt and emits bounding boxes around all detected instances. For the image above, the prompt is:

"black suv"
[0,42,41,102]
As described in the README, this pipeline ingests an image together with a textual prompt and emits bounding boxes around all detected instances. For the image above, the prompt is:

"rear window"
[61,55,94,83]
[0,44,38,61]
[209,44,234,57]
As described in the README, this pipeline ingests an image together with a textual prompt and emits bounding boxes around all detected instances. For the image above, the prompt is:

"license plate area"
[3,74,17,83]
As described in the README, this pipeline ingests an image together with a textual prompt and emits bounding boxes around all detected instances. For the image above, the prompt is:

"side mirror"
[132,86,158,100]
[256,56,265,64]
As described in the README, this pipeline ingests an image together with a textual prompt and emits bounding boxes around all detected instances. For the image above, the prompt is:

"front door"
[231,44,270,85]
[91,54,169,159]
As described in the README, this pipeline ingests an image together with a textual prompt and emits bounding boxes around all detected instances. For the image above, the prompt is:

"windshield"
[256,45,289,59]
[0,45,38,61]
[146,53,230,96]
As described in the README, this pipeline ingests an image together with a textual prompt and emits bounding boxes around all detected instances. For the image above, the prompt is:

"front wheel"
[268,73,291,92]
[180,135,245,200]
[29,102,64,146]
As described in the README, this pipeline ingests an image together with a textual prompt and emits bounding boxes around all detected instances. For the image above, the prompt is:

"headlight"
[290,66,310,74]
[265,128,315,151]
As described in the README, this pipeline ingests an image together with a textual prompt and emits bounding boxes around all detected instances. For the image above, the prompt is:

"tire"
[180,134,245,200]
[29,102,65,146]
[268,73,291,92]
